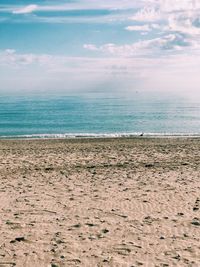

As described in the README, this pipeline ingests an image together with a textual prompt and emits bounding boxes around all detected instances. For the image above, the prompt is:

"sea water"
[0,91,200,138]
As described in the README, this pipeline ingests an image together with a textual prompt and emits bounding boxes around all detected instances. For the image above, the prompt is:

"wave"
[0,132,200,139]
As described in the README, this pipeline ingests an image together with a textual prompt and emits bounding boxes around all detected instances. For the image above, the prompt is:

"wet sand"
[0,138,200,267]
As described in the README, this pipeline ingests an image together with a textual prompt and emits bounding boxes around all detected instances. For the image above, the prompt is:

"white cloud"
[124,0,200,56]
[166,13,200,36]
[130,7,161,22]
[160,0,200,13]
[7,1,146,15]
[125,24,151,31]
[5,1,137,24]
[0,49,54,67]
[131,0,200,33]
[83,44,98,51]
[5,0,200,43]
[12,4,38,14]
[84,33,196,57]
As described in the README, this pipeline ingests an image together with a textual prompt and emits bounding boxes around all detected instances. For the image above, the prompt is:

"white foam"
[1,132,200,139]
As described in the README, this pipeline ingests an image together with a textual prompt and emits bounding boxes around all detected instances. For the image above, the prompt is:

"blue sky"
[1,0,200,94]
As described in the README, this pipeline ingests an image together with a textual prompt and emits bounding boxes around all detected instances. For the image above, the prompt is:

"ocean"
[0,92,200,138]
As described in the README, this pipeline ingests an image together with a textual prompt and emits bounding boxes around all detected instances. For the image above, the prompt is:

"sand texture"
[0,138,200,267]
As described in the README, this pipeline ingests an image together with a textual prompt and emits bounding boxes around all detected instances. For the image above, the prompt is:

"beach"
[0,137,200,267]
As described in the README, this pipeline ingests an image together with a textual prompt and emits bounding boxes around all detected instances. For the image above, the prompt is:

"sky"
[1,0,200,94]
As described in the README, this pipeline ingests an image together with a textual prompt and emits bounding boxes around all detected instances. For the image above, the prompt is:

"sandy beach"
[0,137,200,267]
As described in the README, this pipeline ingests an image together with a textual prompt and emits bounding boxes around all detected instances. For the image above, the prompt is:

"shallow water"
[0,92,200,138]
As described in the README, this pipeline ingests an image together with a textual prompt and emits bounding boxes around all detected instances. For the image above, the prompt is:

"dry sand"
[0,138,200,267]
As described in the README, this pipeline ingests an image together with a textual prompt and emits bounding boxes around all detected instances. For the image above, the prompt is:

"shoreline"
[1,133,200,141]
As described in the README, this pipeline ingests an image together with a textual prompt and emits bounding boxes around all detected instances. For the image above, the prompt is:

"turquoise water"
[0,92,200,138]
